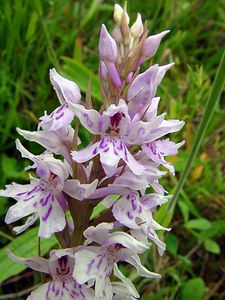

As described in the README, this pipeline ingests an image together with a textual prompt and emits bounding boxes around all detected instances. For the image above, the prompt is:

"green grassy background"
[0,0,224,299]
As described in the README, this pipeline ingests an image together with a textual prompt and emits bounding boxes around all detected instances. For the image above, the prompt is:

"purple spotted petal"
[39,103,74,131]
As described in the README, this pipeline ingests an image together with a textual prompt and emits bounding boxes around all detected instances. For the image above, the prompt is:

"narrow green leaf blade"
[0,227,57,283]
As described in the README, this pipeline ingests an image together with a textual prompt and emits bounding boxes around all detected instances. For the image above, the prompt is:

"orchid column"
[0,3,184,300]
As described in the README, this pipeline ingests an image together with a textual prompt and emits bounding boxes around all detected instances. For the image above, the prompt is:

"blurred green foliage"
[0,0,224,299]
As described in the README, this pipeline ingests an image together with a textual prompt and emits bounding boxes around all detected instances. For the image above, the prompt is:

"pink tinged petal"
[104,61,122,89]
[39,103,74,132]
[100,60,108,80]
[127,65,159,119]
[156,63,175,85]
[125,254,161,278]
[50,68,81,104]
[99,24,118,63]
[38,193,66,238]
[88,186,126,199]
[141,30,170,61]
[146,119,185,142]
[7,250,49,273]
[113,264,140,299]
[68,103,100,135]
[63,179,98,201]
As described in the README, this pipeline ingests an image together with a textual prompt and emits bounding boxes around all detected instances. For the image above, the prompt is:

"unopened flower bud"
[131,13,143,38]
[99,24,118,63]
[114,4,129,25]
[100,61,108,81]
[112,25,123,43]
[142,30,170,59]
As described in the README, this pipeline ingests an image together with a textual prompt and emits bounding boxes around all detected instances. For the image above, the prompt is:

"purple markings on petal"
[55,112,64,120]
[55,103,66,114]
[83,113,94,128]
[42,204,53,221]
[131,199,137,211]
[92,147,98,155]
[97,255,105,269]
[98,117,104,132]
[87,258,95,275]
[24,194,35,202]
[123,147,128,162]
[99,137,108,149]
[127,211,134,219]
[40,193,52,206]
[16,191,27,197]
[117,140,123,150]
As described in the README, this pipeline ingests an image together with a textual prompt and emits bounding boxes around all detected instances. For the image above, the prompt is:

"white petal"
[50,68,81,104]
[7,250,49,273]
[63,179,98,201]
[113,264,139,298]
[38,193,66,238]
[125,254,161,278]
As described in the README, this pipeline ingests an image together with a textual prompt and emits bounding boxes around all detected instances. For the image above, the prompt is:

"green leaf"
[1,154,26,180]
[181,277,205,300]
[166,233,179,255]
[204,238,220,254]
[91,203,106,220]
[61,57,102,104]
[185,218,212,231]
[0,227,57,283]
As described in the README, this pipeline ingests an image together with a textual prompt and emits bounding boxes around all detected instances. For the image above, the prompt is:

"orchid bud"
[114,4,129,25]
[112,25,123,43]
[131,13,143,38]
[50,68,81,104]
[99,24,118,63]
[100,60,108,81]
[142,30,170,59]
